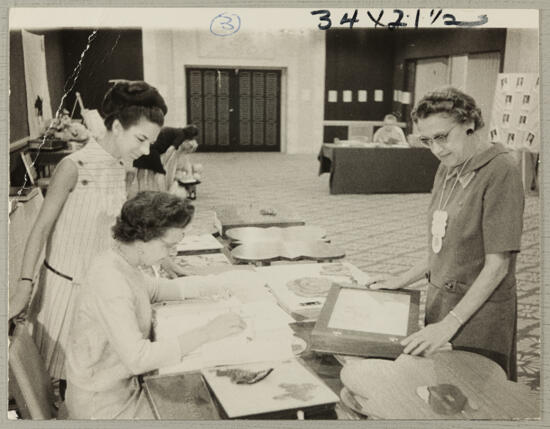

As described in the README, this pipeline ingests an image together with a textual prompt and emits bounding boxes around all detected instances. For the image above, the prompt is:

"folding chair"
[8,323,64,419]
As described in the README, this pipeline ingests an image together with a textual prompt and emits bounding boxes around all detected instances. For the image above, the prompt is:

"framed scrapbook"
[311,285,421,359]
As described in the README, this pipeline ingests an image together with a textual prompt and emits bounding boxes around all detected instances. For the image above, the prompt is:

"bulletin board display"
[489,73,539,153]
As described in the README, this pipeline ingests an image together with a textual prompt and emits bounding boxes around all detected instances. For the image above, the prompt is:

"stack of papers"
[155,270,293,374]
[156,300,295,374]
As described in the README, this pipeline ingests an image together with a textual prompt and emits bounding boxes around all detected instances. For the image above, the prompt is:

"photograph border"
[1,0,548,428]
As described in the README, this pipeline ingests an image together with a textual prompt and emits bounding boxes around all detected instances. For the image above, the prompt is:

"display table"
[318,144,439,194]
[215,204,305,235]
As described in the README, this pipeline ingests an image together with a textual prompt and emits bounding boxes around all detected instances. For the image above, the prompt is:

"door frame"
[184,65,287,153]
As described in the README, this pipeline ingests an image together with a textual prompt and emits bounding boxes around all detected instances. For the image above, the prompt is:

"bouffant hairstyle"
[411,86,484,130]
[112,191,194,243]
[102,80,167,130]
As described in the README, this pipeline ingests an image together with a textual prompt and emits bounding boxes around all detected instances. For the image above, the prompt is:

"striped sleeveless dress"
[30,138,127,379]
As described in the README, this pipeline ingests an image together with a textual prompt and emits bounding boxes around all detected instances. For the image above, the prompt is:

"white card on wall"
[357,90,367,102]
[375,90,384,102]
[328,90,338,103]
[343,90,352,103]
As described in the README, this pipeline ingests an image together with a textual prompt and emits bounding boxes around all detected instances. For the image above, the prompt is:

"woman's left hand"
[401,317,460,356]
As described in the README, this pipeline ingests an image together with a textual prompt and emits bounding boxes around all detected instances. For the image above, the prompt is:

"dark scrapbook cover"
[143,372,220,420]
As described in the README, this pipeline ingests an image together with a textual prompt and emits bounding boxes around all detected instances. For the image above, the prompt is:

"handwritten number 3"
[311,10,332,30]
[219,14,234,31]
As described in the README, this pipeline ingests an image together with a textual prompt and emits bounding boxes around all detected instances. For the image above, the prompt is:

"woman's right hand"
[204,312,246,343]
[9,280,33,320]
[368,274,404,290]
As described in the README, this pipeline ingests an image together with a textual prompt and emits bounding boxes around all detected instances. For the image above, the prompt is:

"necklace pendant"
[432,235,443,253]
[431,209,448,237]
[431,210,448,254]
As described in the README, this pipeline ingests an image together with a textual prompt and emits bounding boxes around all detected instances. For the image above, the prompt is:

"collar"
[444,143,509,187]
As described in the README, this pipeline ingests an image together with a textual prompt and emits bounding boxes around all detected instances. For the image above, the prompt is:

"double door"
[186,68,281,151]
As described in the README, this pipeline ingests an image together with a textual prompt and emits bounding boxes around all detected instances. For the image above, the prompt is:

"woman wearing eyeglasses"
[65,191,245,419]
[372,87,524,380]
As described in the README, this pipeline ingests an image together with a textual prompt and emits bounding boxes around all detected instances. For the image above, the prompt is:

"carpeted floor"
[190,151,540,391]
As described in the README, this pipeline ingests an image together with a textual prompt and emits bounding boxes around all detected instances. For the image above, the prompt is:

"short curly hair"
[411,86,484,130]
[112,191,194,243]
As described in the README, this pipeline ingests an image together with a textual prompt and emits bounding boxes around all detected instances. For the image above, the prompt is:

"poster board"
[201,359,339,419]
[489,73,540,153]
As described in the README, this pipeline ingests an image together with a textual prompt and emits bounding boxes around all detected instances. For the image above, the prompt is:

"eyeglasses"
[417,123,460,148]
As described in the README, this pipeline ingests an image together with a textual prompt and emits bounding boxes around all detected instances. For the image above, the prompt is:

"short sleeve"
[482,158,524,254]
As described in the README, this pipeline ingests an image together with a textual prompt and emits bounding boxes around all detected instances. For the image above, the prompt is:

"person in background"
[372,114,408,146]
[9,81,167,396]
[65,191,245,419]
[130,124,201,198]
[372,87,524,380]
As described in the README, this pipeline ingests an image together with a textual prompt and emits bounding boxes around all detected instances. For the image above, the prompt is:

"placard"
[490,72,539,152]
[310,285,420,359]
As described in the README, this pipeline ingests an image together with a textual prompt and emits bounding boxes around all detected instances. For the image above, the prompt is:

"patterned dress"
[30,138,127,379]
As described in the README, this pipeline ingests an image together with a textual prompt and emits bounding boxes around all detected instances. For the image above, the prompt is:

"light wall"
[503,29,539,73]
[142,29,325,154]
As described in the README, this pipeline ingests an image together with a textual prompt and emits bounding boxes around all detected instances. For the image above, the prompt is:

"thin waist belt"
[44,260,73,281]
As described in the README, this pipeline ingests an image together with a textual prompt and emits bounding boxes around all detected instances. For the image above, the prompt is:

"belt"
[425,271,463,292]
[44,260,74,281]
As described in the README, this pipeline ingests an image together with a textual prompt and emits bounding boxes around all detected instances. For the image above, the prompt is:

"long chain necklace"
[431,156,473,254]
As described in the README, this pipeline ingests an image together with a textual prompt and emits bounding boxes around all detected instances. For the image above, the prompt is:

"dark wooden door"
[186,68,281,151]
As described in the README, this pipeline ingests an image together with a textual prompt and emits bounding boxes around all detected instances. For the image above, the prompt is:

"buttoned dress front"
[30,138,127,380]
[425,143,524,380]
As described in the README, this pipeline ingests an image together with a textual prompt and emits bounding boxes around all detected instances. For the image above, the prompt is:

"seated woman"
[372,114,408,146]
[65,191,245,419]
[130,125,201,199]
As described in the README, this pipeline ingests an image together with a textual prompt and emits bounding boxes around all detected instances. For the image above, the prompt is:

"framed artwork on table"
[311,285,421,359]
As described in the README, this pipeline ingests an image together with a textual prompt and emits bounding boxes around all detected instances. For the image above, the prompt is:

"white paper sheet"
[176,234,223,252]
[169,270,275,303]
[328,90,338,103]
[357,90,367,102]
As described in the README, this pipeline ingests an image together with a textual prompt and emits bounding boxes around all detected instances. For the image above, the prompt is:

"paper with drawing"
[155,272,293,373]
[328,288,411,336]
[201,359,339,418]
[256,262,371,315]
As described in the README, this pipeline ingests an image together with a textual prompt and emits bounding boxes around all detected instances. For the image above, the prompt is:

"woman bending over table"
[130,124,201,199]
[10,81,167,387]
[65,191,245,419]
[372,87,524,380]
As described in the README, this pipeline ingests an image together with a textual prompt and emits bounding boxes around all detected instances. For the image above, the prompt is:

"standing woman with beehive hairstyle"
[9,80,167,392]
